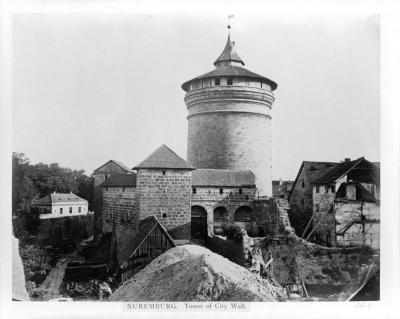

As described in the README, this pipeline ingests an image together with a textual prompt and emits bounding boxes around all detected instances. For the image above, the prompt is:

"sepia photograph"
[1,1,400,318]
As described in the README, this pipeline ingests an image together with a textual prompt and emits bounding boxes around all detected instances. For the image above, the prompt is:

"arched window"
[214,207,228,223]
[234,206,253,222]
[213,206,228,235]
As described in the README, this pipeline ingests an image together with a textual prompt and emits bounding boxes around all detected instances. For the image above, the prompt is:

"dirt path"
[40,252,76,298]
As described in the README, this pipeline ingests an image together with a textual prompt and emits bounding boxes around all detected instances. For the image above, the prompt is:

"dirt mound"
[109,245,282,301]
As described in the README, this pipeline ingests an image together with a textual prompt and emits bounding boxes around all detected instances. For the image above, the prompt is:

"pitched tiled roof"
[312,157,366,185]
[182,65,278,91]
[101,173,137,187]
[192,169,255,187]
[133,145,194,170]
[117,216,175,267]
[288,161,339,201]
[213,35,245,66]
[92,160,134,174]
[33,193,87,206]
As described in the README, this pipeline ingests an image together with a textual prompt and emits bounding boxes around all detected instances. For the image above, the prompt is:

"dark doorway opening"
[191,206,207,241]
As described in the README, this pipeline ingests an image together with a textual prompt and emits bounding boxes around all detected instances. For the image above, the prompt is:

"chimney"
[344,158,351,162]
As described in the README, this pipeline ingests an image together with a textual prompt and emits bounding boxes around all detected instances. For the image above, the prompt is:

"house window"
[316,204,320,212]
[316,186,320,193]
[69,207,72,214]
[78,207,81,213]
[192,188,197,194]
[227,77,233,85]
[162,170,166,175]
[162,213,167,218]
[219,188,223,195]
[239,188,243,195]
[60,208,63,214]
[215,78,220,86]
[325,186,329,193]
[302,180,305,188]
[330,185,335,193]
[105,174,109,179]
[123,187,126,192]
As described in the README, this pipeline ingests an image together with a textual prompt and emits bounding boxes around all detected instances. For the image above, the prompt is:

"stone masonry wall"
[102,188,139,238]
[188,112,272,197]
[137,169,191,240]
[191,186,256,236]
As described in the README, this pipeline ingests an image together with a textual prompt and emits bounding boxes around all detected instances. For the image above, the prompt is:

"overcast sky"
[12,12,380,179]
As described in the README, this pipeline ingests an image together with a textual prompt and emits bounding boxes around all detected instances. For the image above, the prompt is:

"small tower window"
[316,186,320,193]
[78,207,81,213]
[162,170,166,175]
[325,186,329,193]
[316,204,320,212]
[123,187,126,192]
[219,188,223,195]
[69,207,72,214]
[192,188,197,194]
[239,188,243,195]
[60,208,63,214]
[215,78,220,86]
[302,179,305,188]
[162,213,167,218]
[227,77,233,85]
[331,185,335,193]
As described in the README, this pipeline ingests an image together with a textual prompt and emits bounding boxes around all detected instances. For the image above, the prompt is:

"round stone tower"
[182,33,278,197]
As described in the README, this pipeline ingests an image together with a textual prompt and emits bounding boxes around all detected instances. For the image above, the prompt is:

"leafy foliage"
[221,222,244,242]
[12,152,94,237]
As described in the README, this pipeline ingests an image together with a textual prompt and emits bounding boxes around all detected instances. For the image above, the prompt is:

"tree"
[12,153,95,238]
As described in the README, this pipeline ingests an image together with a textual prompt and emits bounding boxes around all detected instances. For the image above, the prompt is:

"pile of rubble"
[109,245,284,301]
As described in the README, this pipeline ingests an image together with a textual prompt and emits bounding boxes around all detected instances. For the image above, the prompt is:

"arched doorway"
[191,206,207,241]
[213,206,228,235]
[234,206,254,234]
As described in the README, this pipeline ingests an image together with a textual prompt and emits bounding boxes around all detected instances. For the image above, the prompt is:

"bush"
[221,223,243,242]
[19,243,52,288]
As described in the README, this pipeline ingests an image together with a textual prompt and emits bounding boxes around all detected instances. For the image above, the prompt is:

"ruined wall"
[137,169,191,240]
[245,198,377,299]
[102,188,139,242]
[335,201,380,249]
[191,186,256,235]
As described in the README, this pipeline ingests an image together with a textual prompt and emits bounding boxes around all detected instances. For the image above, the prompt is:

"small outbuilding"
[112,216,176,282]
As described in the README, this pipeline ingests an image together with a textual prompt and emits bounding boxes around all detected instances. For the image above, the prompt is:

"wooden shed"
[115,216,176,282]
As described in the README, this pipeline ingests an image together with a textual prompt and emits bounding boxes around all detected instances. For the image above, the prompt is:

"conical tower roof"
[133,145,194,170]
[213,35,245,66]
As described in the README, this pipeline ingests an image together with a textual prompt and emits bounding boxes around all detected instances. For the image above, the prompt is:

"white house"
[32,192,89,219]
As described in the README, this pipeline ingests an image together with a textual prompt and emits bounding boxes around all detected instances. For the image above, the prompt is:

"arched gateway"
[191,206,207,241]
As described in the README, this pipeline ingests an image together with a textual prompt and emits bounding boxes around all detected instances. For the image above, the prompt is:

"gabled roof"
[181,65,278,92]
[312,157,377,185]
[92,160,134,175]
[117,216,175,267]
[33,192,87,206]
[133,145,194,170]
[192,169,255,187]
[213,35,245,66]
[336,183,377,203]
[101,173,137,187]
[288,161,339,201]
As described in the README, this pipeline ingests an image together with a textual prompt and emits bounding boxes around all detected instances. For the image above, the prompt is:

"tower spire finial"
[227,14,234,36]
